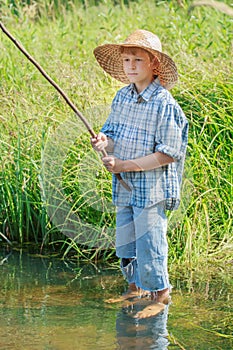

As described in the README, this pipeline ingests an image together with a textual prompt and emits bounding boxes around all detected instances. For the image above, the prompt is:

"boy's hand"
[91,132,108,152]
[102,156,125,173]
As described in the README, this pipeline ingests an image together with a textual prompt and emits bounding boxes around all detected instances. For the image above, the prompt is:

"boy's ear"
[151,56,159,68]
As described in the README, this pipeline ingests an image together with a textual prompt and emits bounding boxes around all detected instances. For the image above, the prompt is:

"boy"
[91,29,188,318]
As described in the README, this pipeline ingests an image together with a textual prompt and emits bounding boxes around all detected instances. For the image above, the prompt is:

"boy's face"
[121,48,158,91]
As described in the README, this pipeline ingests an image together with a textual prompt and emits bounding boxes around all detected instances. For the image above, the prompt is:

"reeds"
[0,0,232,265]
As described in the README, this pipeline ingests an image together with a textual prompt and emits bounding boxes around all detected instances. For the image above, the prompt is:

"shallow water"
[0,248,232,350]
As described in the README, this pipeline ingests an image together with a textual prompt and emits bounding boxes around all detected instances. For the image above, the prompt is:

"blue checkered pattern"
[101,80,189,210]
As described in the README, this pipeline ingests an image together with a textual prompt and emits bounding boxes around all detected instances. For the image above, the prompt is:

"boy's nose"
[129,60,136,69]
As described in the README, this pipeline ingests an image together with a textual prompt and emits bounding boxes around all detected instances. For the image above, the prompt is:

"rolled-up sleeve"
[101,119,115,139]
[100,96,118,139]
[155,102,188,161]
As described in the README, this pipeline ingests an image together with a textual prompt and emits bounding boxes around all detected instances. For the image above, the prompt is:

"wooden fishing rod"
[0,21,131,191]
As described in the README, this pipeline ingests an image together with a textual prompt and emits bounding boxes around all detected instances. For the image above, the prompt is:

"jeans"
[116,305,169,349]
[116,202,169,292]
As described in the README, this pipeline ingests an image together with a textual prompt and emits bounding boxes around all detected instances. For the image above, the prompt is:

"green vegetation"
[0,0,232,268]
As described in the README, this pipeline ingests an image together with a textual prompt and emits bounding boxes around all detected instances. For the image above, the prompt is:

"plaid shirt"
[101,80,189,210]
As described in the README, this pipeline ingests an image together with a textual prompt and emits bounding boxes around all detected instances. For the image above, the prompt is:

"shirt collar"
[130,78,161,103]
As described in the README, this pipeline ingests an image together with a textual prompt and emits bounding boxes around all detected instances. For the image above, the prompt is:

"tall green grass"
[0,0,232,266]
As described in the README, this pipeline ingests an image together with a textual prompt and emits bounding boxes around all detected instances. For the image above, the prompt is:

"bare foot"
[133,289,170,319]
[105,283,150,304]
[105,289,140,304]
[134,302,165,319]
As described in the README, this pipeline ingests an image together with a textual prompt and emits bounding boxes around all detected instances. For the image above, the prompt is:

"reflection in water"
[116,305,169,349]
[0,248,232,350]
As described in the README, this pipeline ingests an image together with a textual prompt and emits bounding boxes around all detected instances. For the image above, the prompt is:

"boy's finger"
[102,156,112,162]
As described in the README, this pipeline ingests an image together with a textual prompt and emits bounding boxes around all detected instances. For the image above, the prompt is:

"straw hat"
[94,29,178,90]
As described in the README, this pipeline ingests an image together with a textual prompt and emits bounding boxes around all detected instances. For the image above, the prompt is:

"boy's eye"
[123,58,143,62]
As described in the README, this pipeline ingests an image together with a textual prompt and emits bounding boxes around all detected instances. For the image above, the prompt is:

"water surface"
[0,248,232,349]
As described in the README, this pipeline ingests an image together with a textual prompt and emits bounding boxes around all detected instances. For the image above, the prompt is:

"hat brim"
[94,44,178,90]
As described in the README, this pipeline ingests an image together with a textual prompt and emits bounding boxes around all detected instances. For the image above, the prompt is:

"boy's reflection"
[116,304,169,350]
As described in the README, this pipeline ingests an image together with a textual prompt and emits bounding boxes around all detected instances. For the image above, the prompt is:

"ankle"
[151,288,169,303]
[128,283,138,292]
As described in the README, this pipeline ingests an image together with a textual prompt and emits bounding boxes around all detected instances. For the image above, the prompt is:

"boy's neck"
[134,77,155,94]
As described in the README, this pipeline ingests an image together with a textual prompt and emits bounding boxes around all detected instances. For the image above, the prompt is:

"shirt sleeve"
[100,95,118,139]
[100,118,115,139]
[155,101,188,161]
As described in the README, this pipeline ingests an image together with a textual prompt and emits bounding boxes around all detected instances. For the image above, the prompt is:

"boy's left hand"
[102,156,124,173]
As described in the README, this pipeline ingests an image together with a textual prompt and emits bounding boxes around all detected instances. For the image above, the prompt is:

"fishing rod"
[0,21,131,192]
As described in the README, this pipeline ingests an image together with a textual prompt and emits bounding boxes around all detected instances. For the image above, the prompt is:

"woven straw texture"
[94,30,178,90]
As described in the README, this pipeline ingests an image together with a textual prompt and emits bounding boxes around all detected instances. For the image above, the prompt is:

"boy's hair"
[120,46,155,62]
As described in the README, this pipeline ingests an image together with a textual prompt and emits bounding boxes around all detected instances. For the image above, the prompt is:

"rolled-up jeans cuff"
[120,258,136,284]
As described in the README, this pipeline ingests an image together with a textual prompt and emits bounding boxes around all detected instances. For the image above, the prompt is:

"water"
[0,248,232,350]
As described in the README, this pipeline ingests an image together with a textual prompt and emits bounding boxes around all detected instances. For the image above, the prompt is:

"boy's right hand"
[91,132,108,152]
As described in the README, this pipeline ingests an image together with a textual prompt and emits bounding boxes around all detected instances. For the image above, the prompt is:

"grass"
[0,0,232,267]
